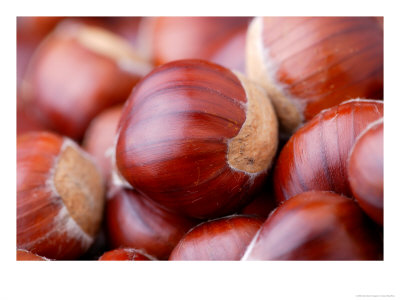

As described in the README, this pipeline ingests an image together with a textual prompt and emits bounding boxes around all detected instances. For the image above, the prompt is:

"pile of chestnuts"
[17,16,384,261]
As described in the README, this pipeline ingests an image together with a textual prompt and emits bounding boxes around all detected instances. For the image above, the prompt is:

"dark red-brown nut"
[348,118,383,226]
[17,249,51,261]
[106,187,197,260]
[98,248,154,261]
[17,132,105,260]
[169,215,263,261]
[116,59,278,219]
[83,105,123,183]
[242,191,383,260]
[147,17,251,67]
[21,21,153,140]
[246,17,383,133]
[274,99,383,204]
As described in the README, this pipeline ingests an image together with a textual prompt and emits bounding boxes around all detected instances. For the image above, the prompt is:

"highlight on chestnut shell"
[169,215,263,260]
[106,187,197,260]
[348,118,383,226]
[273,99,383,204]
[17,131,105,260]
[242,191,383,260]
[116,59,278,219]
[21,20,153,140]
[246,17,383,133]
[98,248,154,261]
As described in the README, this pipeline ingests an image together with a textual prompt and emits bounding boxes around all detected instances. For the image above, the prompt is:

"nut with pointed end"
[273,99,383,204]
[246,17,383,134]
[21,20,153,140]
[170,215,263,260]
[242,191,383,260]
[17,131,105,260]
[116,59,278,219]
[348,118,383,225]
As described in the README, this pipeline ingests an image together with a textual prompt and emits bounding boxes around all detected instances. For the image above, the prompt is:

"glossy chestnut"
[98,248,153,261]
[169,215,263,260]
[17,131,105,259]
[17,249,50,261]
[243,191,383,260]
[21,20,153,140]
[274,99,383,204]
[148,17,251,66]
[348,118,383,225]
[116,59,278,218]
[246,17,383,133]
[106,187,197,260]
[83,105,123,183]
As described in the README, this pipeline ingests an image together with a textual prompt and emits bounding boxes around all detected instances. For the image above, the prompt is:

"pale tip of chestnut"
[227,71,278,175]
[65,22,153,76]
[246,17,304,134]
[50,139,105,239]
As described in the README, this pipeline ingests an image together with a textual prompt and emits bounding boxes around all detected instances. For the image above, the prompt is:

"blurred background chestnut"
[348,118,383,226]
[17,17,64,91]
[170,215,263,260]
[20,20,152,140]
[147,17,251,71]
[246,17,383,133]
[83,105,123,183]
[243,191,383,260]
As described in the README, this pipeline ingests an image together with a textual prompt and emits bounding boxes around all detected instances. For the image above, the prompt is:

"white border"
[3,1,399,299]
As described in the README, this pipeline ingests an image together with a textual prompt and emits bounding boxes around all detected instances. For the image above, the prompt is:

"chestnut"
[348,118,383,225]
[106,187,197,260]
[208,25,247,73]
[17,131,105,260]
[148,17,251,66]
[83,105,123,183]
[273,99,383,204]
[98,248,153,261]
[116,59,278,219]
[246,17,383,133]
[169,215,262,260]
[242,191,383,260]
[21,20,153,140]
[17,249,50,261]
[17,17,63,89]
